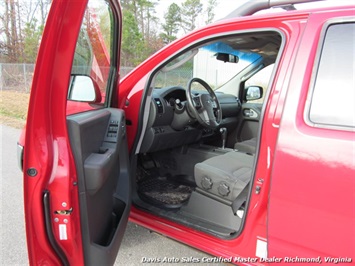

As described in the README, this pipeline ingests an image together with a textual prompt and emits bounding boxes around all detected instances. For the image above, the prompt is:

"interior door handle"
[243,109,258,118]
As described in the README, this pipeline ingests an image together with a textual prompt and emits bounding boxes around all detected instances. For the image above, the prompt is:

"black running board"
[133,198,238,239]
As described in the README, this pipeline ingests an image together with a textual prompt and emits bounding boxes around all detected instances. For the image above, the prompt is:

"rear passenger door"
[268,13,355,259]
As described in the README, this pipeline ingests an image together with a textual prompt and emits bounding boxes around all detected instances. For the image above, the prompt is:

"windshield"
[154,41,260,90]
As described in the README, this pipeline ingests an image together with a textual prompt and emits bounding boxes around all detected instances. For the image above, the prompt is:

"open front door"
[23,0,130,265]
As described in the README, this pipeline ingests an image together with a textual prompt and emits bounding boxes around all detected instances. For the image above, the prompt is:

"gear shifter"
[220,127,227,149]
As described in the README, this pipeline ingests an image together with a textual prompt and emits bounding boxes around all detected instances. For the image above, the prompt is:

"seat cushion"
[194,152,254,201]
[234,138,257,154]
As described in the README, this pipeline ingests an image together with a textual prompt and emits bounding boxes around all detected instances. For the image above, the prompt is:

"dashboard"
[139,86,241,153]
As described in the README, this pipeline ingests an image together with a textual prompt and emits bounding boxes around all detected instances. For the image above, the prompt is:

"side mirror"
[245,86,262,101]
[68,75,102,103]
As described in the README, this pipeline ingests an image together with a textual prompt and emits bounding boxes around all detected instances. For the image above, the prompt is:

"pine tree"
[160,3,181,44]
[181,0,203,33]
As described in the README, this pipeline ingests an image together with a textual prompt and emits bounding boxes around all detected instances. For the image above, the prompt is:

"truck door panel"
[67,108,130,265]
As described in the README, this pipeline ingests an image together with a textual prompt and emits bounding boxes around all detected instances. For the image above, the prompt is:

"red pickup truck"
[19,0,354,265]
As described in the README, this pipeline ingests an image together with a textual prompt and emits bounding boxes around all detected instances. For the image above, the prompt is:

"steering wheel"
[186,77,222,129]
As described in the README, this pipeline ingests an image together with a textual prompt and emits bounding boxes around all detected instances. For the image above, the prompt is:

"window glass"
[245,64,274,103]
[68,0,112,107]
[154,41,258,90]
[309,23,355,128]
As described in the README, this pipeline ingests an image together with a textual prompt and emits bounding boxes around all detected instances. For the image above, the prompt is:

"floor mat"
[138,177,194,209]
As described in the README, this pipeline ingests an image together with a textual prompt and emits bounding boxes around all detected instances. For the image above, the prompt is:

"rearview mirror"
[68,75,102,103]
[216,53,239,63]
[245,86,262,101]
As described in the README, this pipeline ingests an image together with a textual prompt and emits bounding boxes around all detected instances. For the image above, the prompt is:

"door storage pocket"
[94,198,126,247]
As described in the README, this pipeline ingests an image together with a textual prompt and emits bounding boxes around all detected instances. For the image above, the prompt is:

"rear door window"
[308,22,355,129]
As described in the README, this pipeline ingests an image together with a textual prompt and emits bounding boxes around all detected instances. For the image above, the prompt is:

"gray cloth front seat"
[194,151,254,202]
[234,137,257,154]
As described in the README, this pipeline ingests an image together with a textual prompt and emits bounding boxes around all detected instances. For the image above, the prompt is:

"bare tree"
[1,0,22,62]
[205,0,218,24]
[0,0,51,63]
[39,0,51,26]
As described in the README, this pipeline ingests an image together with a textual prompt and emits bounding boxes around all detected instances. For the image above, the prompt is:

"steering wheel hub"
[186,78,222,129]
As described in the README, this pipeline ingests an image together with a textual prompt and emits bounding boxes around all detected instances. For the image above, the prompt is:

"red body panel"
[23,1,88,264]
[268,9,355,260]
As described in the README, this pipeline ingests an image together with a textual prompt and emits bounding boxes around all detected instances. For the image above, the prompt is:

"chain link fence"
[155,68,193,89]
[0,64,136,93]
[0,64,197,93]
[0,64,35,92]
[0,64,196,93]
